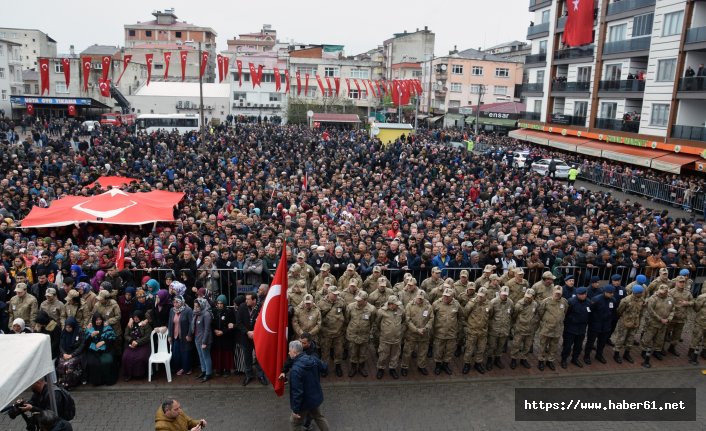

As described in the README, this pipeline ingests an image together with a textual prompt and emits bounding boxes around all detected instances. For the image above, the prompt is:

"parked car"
[512,150,531,168]
[82,121,100,132]
[531,158,573,178]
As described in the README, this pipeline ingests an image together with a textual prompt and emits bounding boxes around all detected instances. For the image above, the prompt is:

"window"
[541,9,550,24]
[128,30,135,37]
[1,90,6,100]
[471,66,483,76]
[306,88,317,98]
[348,89,368,99]
[155,64,164,70]
[632,13,654,37]
[324,67,339,77]
[0,45,3,56]
[145,30,152,37]
[0,67,4,79]
[494,85,508,95]
[662,11,683,36]
[269,93,282,102]
[608,23,627,42]
[495,68,509,78]
[574,101,588,118]
[536,70,545,84]
[650,103,669,127]
[34,84,39,93]
[450,83,462,92]
[600,102,617,119]
[24,84,31,93]
[233,72,250,82]
[539,40,547,54]
[452,65,463,75]
[470,84,483,94]
[54,62,64,73]
[93,62,103,70]
[448,100,461,108]
[350,68,369,79]
[605,64,621,81]
[233,92,246,101]
[412,70,422,77]
[533,100,542,113]
[577,66,591,82]
[55,83,69,94]
[296,66,317,76]
[175,31,182,38]
[656,59,676,81]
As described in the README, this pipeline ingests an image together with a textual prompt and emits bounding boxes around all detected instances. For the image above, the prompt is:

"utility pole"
[198,42,205,144]
[474,84,485,136]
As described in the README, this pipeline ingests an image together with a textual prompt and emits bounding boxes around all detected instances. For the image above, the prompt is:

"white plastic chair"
[148,328,172,382]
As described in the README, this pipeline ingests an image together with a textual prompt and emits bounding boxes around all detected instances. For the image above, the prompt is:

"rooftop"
[22,70,39,81]
[80,44,121,56]
[439,48,521,63]
[465,101,526,114]
[134,82,230,98]
[484,40,528,51]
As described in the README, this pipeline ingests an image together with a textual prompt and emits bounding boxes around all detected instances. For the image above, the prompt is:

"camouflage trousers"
[463,332,487,364]
[377,342,401,369]
[537,335,560,362]
[665,320,686,348]
[319,334,344,364]
[487,334,509,358]
[511,333,534,360]
[610,322,638,354]
[433,338,455,363]
[688,323,706,350]
[641,324,667,352]
[401,335,430,369]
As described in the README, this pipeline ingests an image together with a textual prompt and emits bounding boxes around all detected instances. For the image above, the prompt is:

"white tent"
[0,334,55,408]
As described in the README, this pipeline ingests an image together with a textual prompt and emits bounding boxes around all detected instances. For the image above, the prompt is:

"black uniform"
[585,293,618,361]
[562,296,590,362]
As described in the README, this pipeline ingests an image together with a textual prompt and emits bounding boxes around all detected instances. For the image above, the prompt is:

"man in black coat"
[561,287,590,368]
[236,292,266,386]
[584,286,618,364]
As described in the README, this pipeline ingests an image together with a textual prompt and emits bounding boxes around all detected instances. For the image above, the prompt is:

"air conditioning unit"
[246,102,251,107]
[239,100,244,106]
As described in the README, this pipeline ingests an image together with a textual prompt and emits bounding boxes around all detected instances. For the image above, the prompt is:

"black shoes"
[242,376,252,386]
[653,351,665,361]
[667,345,680,357]
[571,358,583,368]
[418,367,428,375]
[560,359,568,369]
[358,364,369,377]
[442,362,453,375]
[400,368,408,377]
[613,352,623,364]
[537,361,545,371]
[196,372,205,379]
[520,359,531,369]
[510,359,517,369]
[493,357,505,369]
[389,369,399,379]
[348,363,357,377]
[546,361,556,371]
[474,362,486,374]
[623,351,634,364]
[335,364,343,377]
[434,363,442,375]
[595,356,607,364]
[462,363,471,374]
[200,375,211,383]
[486,357,493,371]
[376,369,384,379]
[583,356,592,365]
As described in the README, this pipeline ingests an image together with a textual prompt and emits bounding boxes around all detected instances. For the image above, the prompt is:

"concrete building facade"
[0,28,57,71]
[383,28,435,80]
[0,39,23,114]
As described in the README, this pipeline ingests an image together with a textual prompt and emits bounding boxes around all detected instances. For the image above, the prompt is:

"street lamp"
[474,84,485,136]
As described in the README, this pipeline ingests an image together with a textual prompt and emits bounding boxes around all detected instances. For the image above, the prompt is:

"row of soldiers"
[286,263,706,377]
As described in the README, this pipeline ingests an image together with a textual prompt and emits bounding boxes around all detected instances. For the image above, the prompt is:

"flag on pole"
[116,236,127,270]
[253,242,289,396]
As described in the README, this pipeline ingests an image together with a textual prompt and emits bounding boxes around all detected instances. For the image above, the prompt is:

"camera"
[2,399,26,419]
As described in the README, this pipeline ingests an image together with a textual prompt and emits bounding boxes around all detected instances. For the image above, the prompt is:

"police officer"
[561,287,590,368]
[537,286,568,371]
[611,284,645,364]
[375,295,405,379]
[401,291,433,376]
[510,288,538,369]
[666,275,693,356]
[486,286,513,370]
[584,285,617,364]
[432,288,462,375]
[462,287,489,374]
[640,285,675,368]
[561,275,576,300]
[345,291,376,377]
[317,286,346,377]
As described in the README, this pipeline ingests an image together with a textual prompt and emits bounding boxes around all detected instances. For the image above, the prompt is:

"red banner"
[145,53,153,86]
[61,58,71,88]
[334,77,340,96]
[180,51,188,81]
[222,56,229,82]
[163,52,172,79]
[82,57,91,91]
[345,78,350,94]
[217,54,224,83]
[367,79,375,97]
[101,55,111,81]
[273,67,281,91]
[392,80,411,106]
[284,69,290,93]
[200,52,209,78]
[248,63,257,88]
[325,76,332,96]
[316,74,325,95]
[39,58,49,96]
[98,78,111,97]
[305,73,310,95]
[116,54,132,85]
[354,78,361,93]
[564,0,594,47]
[296,71,302,96]
[414,79,423,95]
[26,104,34,116]
[237,59,243,87]
[257,64,264,87]
[253,242,289,396]
[67,105,76,117]
[116,236,127,270]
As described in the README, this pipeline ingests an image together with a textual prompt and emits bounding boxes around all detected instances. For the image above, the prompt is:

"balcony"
[606,0,655,17]
[595,117,640,133]
[520,111,541,121]
[556,16,566,32]
[520,83,544,94]
[549,113,587,127]
[672,125,706,142]
[603,37,651,56]
[527,22,550,40]
[529,0,552,11]
[676,78,706,99]
[551,80,591,93]
[598,79,646,92]
[685,26,706,48]
[524,53,547,65]
[553,46,594,64]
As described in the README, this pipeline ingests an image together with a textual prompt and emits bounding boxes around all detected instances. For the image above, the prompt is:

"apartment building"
[382,27,435,80]
[515,0,706,173]
[0,28,57,71]
[0,39,23,114]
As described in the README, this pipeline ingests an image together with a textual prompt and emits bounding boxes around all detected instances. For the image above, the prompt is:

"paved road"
[2,368,703,431]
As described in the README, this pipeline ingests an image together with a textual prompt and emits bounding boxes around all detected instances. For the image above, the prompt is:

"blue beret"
[576,287,587,294]
[604,285,615,293]
[611,274,621,281]
[636,274,647,284]
[591,276,600,283]
[679,269,689,276]
[564,275,574,281]
[633,285,644,294]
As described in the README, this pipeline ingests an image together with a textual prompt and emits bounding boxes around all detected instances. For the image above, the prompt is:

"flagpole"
[198,42,205,144]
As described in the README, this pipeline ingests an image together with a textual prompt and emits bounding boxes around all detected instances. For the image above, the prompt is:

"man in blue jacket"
[584,286,618,364]
[289,340,330,431]
[561,287,590,368]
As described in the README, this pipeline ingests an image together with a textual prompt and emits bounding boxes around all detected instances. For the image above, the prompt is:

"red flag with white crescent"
[200,52,209,78]
[253,242,289,396]
[61,58,71,88]
[354,78,361,93]
[217,54,224,83]
[237,59,243,87]
[325,76,332,95]
[180,51,188,81]
[67,105,76,117]
[81,57,92,91]
[257,64,264,87]
[564,0,594,47]
[334,77,340,96]
[316,74,326,95]
[296,71,302,96]
[145,54,153,86]
[345,78,350,94]
[163,52,172,79]
[284,69,290,93]
[273,67,281,91]
[98,78,111,97]
[26,104,35,116]
[248,63,257,88]
[116,236,127,270]
[223,56,229,82]
[39,58,50,95]
[305,73,310,95]
[116,54,132,85]
[101,56,111,81]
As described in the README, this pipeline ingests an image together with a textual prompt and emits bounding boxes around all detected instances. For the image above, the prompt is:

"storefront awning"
[472,117,517,127]
[650,153,701,174]
[312,113,361,123]
[518,129,550,146]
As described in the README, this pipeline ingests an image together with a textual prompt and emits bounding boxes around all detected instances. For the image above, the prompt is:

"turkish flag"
[248,63,257,88]
[273,67,281,91]
[354,78,361,93]
[98,78,111,97]
[217,54,224,82]
[367,79,376,97]
[316,74,326,95]
[180,51,188,81]
[334,77,340,96]
[253,242,289,396]
[296,71,302,96]
[67,105,76,117]
[345,78,350,94]
[325,76,332,95]
[101,55,111,81]
[145,54,153,86]
[81,57,92,91]
[26,104,34,116]
[237,59,243,87]
[305,73,310,95]
[39,58,50,95]
[61,58,71,88]
[284,69,290,93]
[414,79,423,95]
[163,52,172,79]
[222,56,229,82]
[564,0,594,47]
[200,52,209,78]
[116,54,132,85]
[302,173,308,191]
[116,236,127,270]
[257,64,264,87]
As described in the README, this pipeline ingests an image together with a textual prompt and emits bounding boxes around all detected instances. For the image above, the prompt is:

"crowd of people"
[0,116,705,392]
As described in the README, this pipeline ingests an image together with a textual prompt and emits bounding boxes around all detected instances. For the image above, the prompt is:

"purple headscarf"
[156,289,170,309]
[91,270,106,293]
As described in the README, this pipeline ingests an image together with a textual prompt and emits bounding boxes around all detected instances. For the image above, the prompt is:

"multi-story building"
[0,28,57,71]
[0,39,23,114]
[382,27,435,79]
[124,9,217,82]
[425,47,523,115]
[515,0,706,173]
[484,40,532,63]
[226,24,277,53]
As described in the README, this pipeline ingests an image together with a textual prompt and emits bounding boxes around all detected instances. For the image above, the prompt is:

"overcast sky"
[4,0,532,56]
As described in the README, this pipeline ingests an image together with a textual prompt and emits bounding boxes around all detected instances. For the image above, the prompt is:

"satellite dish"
[441,64,447,71]
[306,110,314,118]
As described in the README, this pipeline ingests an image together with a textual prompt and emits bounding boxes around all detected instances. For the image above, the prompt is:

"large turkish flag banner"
[39,58,50,95]
[564,0,594,46]
[253,243,289,396]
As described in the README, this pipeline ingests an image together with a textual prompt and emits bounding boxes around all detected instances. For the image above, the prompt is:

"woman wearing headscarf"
[84,312,118,386]
[145,279,161,303]
[192,297,213,382]
[11,317,32,334]
[211,294,236,376]
[57,316,85,389]
[70,265,88,284]
[90,270,106,293]
[167,295,193,376]
[118,286,136,331]
[178,270,196,307]
[121,310,153,381]
[148,289,171,330]
[35,310,61,360]
[133,288,154,314]
[232,295,247,375]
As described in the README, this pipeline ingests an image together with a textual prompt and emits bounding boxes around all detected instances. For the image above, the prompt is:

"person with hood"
[57,316,85,389]
[90,270,106,293]
[84,312,118,386]
[288,340,330,431]
[192,297,213,382]
[211,294,236,377]
[69,264,88,284]
[11,317,32,334]
[121,310,153,381]
[168,295,194,376]
[78,282,97,326]
[93,290,122,352]
[34,310,61,359]
[118,286,137,330]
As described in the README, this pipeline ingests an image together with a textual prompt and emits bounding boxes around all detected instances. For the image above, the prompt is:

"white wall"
[0,41,11,115]
[127,94,230,121]
[675,99,706,126]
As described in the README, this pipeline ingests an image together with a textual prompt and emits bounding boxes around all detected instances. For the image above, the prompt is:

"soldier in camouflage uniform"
[507,268,530,304]
[665,275,693,356]
[317,286,347,377]
[486,286,513,370]
[375,295,405,379]
[611,284,645,364]
[292,294,322,341]
[338,263,363,290]
[688,290,706,365]
[532,271,557,301]
[510,288,538,369]
[369,277,396,309]
[401,291,434,376]
[536,286,568,371]
[345,291,376,377]
[462,287,490,374]
[432,288,463,375]
[640,285,675,368]
[399,278,420,308]
[420,267,444,294]
[312,263,337,293]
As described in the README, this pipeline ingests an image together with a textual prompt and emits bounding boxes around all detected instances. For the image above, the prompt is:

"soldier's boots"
[474,362,486,374]
[417,366,429,375]
[486,357,493,371]
[560,358,568,369]
[389,368,399,379]
[454,345,463,357]
[335,364,343,377]
[348,363,357,378]
[493,356,505,369]
[520,359,531,369]
[358,363,369,377]
[537,360,545,371]
[400,368,408,377]
[571,358,583,368]
[442,362,453,375]
[667,345,680,357]
[546,361,556,371]
[641,351,651,368]
[595,355,607,364]
[687,349,697,365]
[462,363,471,374]
[653,351,665,361]
[376,369,384,379]
[434,362,443,375]
[613,351,623,364]
[510,359,517,369]
[583,355,592,365]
